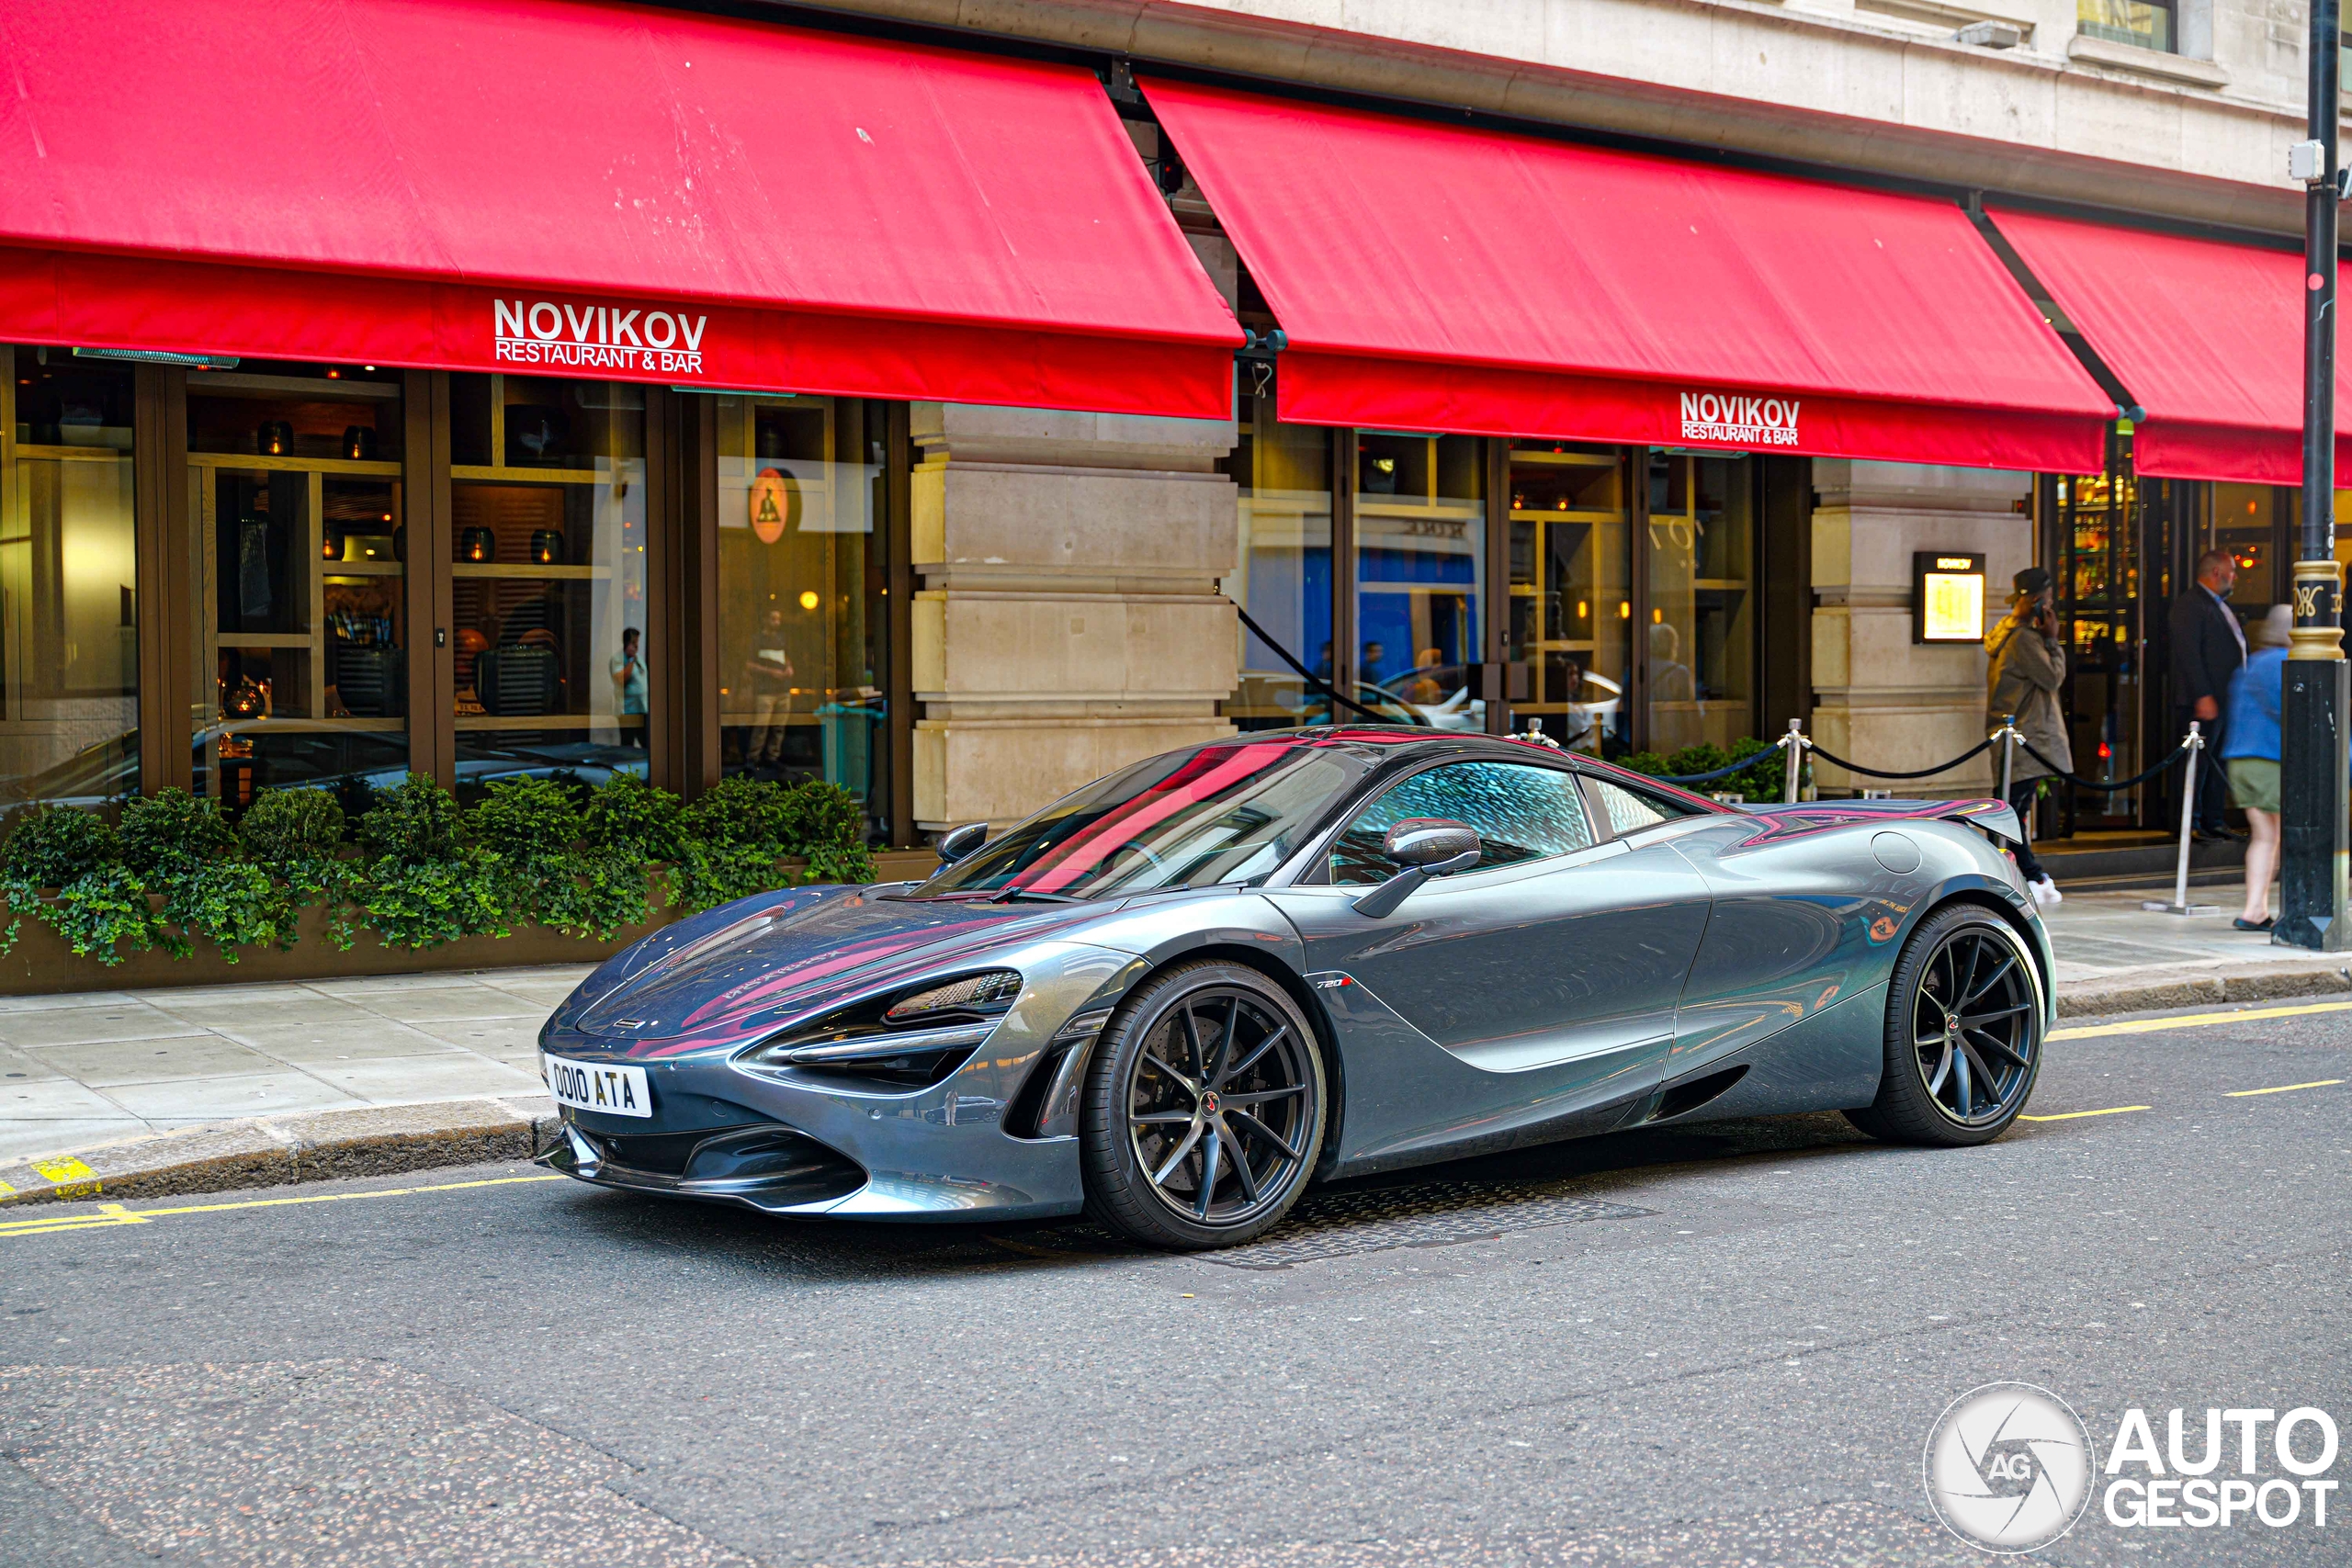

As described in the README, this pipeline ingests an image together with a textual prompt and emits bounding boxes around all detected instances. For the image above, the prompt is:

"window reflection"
[1221,387,1338,729]
[1,349,139,813]
[1357,433,1484,729]
[448,374,650,796]
[189,362,409,809]
[1507,442,1629,756]
[716,393,888,838]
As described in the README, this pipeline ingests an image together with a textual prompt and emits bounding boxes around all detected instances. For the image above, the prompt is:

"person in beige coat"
[1985,566,2073,908]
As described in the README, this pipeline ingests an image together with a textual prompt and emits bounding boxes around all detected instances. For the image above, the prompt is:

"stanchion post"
[2143,724,2222,917]
[1782,718,1803,805]
[1996,713,2015,805]
[2281,0,2352,950]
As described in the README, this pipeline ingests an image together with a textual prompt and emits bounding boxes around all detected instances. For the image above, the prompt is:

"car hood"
[562,887,1112,1057]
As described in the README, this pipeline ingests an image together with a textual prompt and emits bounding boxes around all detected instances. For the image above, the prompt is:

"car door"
[1265,757,1714,1173]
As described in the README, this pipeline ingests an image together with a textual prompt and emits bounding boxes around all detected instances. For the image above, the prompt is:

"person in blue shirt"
[2221,604,2291,931]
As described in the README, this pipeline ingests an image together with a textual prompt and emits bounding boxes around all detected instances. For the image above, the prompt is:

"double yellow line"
[2021,998,2352,1122]
[0,1173,561,1241]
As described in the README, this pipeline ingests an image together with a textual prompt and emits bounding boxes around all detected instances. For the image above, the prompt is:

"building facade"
[3,0,2346,888]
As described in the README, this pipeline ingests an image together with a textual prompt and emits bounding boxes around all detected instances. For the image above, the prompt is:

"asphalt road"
[2,1001,2347,1568]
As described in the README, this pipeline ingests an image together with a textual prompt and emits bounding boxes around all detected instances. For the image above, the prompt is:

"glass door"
[1354,433,1484,728]
[187,365,407,811]
[1504,441,1631,756]
[1646,453,1756,755]
[714,392,889,836]
[447,374,649,795]
[1220,390,1336,730]
[2050,445,2143,829]
[2,350,141,811]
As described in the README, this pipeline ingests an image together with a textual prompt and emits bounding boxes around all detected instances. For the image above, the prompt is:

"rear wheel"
[1080,962,1326,1250]
[1846,903,2043,1146]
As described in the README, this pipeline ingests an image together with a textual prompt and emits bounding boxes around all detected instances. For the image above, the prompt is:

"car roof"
[1189,727,1733,812]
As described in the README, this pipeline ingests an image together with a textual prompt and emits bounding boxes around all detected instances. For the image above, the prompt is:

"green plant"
[356,773,467,863]
[45,863,158,965]
[0,805,153,962]
[583,773,684,864]
[360,854,509,951]
[351,773,503,950]
[1623,736,1788,804]
[778,781,875,885]
[469,776,647,939]
[117,789,288,958]
[2,803,119,890]
[239,788,361,949]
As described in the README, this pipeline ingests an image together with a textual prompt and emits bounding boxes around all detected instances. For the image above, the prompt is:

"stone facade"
[1809,462,2037,796]
[910,402,1240,828]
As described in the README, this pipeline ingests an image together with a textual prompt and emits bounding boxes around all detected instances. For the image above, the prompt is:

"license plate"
[542,1053,653,1119]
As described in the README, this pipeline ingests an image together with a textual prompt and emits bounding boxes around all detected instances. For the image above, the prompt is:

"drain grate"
[1003,1179,1653,1269]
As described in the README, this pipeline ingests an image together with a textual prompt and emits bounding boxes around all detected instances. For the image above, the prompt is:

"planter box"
[0,848,941,995]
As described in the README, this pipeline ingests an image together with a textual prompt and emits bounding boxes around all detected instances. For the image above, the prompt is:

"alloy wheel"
[1909,925,2038,1126]
[1125,987,1316,1229]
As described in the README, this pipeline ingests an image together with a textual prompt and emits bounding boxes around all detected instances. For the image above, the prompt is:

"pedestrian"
[609,626,649,746]
[2222,604,2292,931]
[2166,547,2246,840]
[1985,566,2069,909]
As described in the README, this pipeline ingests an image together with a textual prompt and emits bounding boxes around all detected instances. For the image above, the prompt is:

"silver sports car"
[537,728,2050,1250]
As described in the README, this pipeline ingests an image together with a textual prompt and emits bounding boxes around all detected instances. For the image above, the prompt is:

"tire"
[1846,902,2045,1147]
[1080,961,1328,1251]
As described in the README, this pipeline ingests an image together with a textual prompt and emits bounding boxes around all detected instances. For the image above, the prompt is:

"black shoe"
[2193,829,2242,844]
[2234,917,2274,932]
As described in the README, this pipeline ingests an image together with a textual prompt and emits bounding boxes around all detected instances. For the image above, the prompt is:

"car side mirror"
[936,821,989,864]
[1351,818,1481,919]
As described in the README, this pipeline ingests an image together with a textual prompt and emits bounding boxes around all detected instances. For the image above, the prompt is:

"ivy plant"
[0,805,155,964]
[356,773,506,950]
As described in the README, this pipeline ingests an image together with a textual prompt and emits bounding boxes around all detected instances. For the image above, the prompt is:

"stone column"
[910,403,1239,829]
[1809,460,2036,797]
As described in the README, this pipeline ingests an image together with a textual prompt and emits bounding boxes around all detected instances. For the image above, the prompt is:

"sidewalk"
[2,896,2346,1205]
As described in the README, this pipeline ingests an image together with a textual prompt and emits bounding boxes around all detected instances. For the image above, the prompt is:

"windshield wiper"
[987,887,1085,904]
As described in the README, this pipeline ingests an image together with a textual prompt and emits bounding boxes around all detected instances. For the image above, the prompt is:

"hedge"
[0,773,875,967]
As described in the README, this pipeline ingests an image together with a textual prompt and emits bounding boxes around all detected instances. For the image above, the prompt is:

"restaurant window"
[2211,483,2278,615]
[448,375,650,796]
[1355,433,1484,727]
[1,348,139,813]
[715,393,889,839]
[1646,453,1755,754]
[2078,0,2173,50]
[187,363,406,810]
[1220,387,1338,730]
[1506,441,1631,757]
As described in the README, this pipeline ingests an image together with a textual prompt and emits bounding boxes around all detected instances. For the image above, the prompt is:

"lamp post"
[2280,0,2352,952]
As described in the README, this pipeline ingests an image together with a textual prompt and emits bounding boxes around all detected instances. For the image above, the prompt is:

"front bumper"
[536,942,1138,1222]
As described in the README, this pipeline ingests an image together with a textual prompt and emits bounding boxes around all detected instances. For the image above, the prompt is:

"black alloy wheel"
[1080,961,1327,1250]
[1848,903,2043,1147]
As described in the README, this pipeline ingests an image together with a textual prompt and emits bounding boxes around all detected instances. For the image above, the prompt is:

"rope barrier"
[2011,737,2192,793]
[1654,738,1790,786]
[1802,736,1996,781]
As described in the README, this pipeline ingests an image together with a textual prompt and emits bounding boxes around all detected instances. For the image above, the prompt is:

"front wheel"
[1846,903,2044,1146]
[1079,962,1327,1250]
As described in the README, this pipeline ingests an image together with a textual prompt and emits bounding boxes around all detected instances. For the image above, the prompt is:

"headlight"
[735,969,1023,1092]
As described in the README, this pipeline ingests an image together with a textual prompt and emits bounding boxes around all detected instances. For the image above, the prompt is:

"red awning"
[1147,80,2112,469]
[0,0,1238,418]
[1989,209,2349,485]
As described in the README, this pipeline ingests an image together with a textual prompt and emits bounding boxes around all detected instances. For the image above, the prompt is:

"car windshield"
[916,739,1375,900]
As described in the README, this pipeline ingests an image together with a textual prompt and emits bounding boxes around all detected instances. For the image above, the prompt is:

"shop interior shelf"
[451,465,611,487]
[1512,508,1626,524]
[187,452,402,478]
[323,563,403,579]
[189,372,400,402]
[217,716,405,734]
[450,562,612,580]
[453,714,646,732]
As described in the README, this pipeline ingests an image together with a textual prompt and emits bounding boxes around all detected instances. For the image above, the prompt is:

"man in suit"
[2167,547,2247,840]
